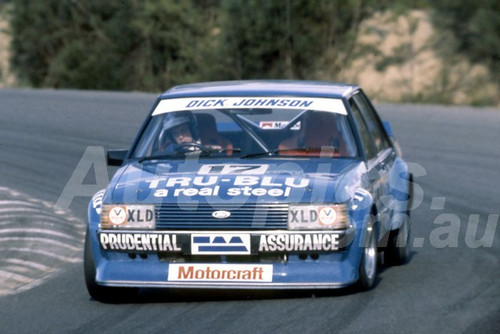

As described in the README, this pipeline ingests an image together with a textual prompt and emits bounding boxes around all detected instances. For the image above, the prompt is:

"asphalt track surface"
[0,89,498,334]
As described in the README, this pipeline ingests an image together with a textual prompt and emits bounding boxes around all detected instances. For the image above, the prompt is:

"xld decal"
[288,205,342,229]
[126,207,154,223]
[103,205,155,229]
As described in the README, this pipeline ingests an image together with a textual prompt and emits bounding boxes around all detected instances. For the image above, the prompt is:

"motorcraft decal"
[168,263,273,282]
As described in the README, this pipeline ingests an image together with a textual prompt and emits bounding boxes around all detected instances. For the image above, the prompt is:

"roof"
[159,80,359,99]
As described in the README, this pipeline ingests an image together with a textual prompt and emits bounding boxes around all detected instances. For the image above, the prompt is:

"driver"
[158,111,201,153]
[169,122,195,144]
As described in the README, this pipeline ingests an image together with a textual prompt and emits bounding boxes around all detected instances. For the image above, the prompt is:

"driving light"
[288,204,349,230]
[100,204,155,229]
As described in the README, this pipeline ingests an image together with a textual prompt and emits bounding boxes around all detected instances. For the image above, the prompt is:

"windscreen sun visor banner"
[152,97,347,115]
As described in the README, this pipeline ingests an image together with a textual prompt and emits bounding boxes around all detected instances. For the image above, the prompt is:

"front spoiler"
[92,228,362,290]
[98,280,352,290]
[94,251,362,290]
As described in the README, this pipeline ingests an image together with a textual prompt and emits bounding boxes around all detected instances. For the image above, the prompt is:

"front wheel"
[84,228,138,303]
[357,226,378,290]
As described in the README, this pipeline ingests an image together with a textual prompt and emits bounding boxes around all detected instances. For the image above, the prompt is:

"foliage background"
[1,0,499,105]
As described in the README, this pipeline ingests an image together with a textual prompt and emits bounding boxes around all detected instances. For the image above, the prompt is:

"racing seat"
[279,111,347,157]
[195,113,233,155]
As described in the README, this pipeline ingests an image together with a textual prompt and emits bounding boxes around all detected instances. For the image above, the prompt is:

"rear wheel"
[357,225,378,290]
[84,228,138,303]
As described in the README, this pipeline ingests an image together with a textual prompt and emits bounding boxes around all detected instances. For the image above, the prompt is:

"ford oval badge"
[212,210,231,219]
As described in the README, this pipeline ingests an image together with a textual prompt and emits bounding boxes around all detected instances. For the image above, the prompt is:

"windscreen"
[132,97,359,159]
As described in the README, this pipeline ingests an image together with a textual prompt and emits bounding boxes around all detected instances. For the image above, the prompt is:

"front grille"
[155,203,289,230]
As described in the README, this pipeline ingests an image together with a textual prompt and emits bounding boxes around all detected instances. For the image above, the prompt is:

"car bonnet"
[104,158,363,205]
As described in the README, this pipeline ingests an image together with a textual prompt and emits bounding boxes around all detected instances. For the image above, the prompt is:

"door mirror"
[107,149,128,166]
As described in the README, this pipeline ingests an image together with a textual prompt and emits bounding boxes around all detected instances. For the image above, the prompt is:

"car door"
[349,91,396,239]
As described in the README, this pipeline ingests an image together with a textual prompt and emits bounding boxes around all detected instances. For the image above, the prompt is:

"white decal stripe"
[152,97,347,115]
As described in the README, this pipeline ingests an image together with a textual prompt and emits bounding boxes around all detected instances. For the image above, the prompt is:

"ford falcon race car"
[84,80,413,302]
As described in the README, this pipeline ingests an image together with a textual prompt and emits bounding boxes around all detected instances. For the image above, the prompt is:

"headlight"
[288,204,349,230]
[100,204,155,229]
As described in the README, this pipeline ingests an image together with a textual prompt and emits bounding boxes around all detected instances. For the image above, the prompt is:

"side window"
[349,99,376,160]
[352,92,391,153]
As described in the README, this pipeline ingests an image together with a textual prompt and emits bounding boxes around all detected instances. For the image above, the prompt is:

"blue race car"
[84,80,413,302]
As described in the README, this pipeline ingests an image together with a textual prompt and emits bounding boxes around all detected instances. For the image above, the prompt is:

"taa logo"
[191,234,251,255]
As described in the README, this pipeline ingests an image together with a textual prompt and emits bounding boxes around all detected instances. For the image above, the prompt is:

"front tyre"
[84,228,138,303]
[357,226,378,290]
[385,176,412,266]
[384,217,411,266]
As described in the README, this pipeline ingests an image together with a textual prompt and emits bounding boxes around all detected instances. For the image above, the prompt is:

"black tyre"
[384,216,411,266]
[385,177,412,266]
[84,228,138,303]
[358,226,378,290]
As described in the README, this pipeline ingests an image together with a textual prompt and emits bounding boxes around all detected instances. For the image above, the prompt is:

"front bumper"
[91,228,363,289]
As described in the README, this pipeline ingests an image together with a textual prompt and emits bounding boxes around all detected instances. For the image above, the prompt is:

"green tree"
[9,0,394,90]
[128,0,212,91]
[432,0,500,76]
[9,0,213,91]
[212,0,375,80]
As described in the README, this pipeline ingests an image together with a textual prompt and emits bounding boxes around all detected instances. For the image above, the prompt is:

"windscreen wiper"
[138,148,241,162]
[137,153,187,163]
[240,147,335,158]
[239,150,276,158]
